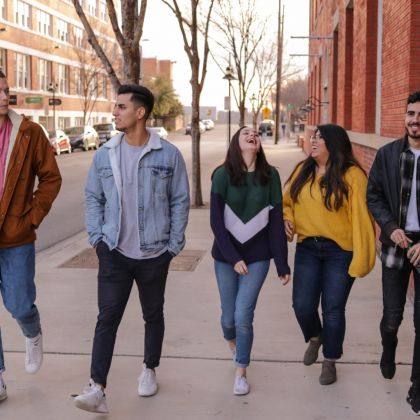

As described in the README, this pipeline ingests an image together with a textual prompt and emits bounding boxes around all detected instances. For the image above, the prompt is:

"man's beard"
[406,126,420,140]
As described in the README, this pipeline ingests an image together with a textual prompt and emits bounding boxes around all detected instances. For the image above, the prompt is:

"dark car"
[64,125,99,151]
[93,123,119,146]
[258,121,274,137]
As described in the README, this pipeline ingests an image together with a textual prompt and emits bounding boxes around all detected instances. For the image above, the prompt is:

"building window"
[0,0,6,19]
[74,116,84,126]
[87,0,97,17]
[99,0,107,21]
[58,117,71,129]
[15,53,31,89]
[0,48,6,73]
[57,18,69,42]
[73,26,84,48]
[74,67,83,95]
[57,63,69,94]
[101,75,107,98]
[36,9,52,36]
[38,59,51,91]
[15,0,31,29]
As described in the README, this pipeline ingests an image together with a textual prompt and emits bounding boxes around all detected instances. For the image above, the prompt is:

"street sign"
[9,94,17,105]
[25,97,43,104]
[49,98,62,106]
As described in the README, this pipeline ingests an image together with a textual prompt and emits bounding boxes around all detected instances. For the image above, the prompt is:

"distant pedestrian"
[283,124,375,385]
[367,91,420,415]
[210,126,290,396]
[74,84,190,413]
[0,70,61,402]
[281,122,287,137]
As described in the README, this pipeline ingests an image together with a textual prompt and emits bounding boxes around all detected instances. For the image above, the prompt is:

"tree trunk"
[191,78,203,207]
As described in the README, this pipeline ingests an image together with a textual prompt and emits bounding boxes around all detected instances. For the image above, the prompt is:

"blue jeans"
[214,259,270,368]
[0,242,40,372]
[292,237,354,360]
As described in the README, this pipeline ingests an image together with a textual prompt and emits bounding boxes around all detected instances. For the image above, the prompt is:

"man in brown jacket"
[0,71,61,402]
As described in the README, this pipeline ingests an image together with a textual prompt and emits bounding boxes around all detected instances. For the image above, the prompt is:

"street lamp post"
[48,82,57,132]
[223,65,236,144]
[250,93,257,129]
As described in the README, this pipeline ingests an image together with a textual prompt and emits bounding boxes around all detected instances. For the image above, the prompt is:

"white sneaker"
[233,375,250,395]
[138,365,158,397]
[74,379,109,413]
[25,332,43,374]
[0,374,7,402]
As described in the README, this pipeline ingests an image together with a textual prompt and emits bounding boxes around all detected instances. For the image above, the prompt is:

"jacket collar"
[104,128,162,151]
[8,109,24,129]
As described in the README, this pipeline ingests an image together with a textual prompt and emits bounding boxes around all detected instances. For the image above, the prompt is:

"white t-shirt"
[405,148,420,231]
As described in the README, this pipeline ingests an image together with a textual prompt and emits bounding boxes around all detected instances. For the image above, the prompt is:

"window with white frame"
[57,18,69,42]
[73,26,84,49]
[99,0,107,21]
[15,0,31,29]
[0,49,6,73]
[0,0,6,19]
[15,53,31,89]
[37,9,52,36]
[74,67,83,95]
[57,63,69,94]
[38,59,51,91]
[87,0,97,17]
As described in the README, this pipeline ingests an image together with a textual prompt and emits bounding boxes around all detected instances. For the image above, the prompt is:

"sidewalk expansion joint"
[4,350,395,366]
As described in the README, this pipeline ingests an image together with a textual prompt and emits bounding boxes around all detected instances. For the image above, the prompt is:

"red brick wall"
[381,0,413,137]
[352,0,377,133]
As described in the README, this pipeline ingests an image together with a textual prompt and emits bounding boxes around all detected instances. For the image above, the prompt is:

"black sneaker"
[411,391,420,415]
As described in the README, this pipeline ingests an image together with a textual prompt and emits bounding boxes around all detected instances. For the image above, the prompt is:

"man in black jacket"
[367,91,420,415]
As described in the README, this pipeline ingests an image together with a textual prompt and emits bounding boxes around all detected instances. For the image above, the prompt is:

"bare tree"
[161,0,215,207]
[71,0,148,89]
[212,0,265,127]
[252,41,301,128]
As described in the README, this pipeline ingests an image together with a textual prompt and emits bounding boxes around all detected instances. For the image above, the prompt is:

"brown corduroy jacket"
[0,110,62,247]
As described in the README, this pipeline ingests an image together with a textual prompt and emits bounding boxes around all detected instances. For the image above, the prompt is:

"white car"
[202,119,215,130]
[149,127,168,140]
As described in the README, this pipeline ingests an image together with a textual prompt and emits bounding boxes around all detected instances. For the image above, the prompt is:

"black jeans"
[381,258,420,383]
[91,242,172,387]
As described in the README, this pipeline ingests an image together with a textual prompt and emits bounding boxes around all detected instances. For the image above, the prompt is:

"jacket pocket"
[151,166,173,197]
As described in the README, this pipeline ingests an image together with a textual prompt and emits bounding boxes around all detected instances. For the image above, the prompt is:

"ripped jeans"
[381,260,420,383]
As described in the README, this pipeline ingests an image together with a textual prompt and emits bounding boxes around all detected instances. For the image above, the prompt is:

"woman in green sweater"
[211,126,290,395]
[283,124,376,385]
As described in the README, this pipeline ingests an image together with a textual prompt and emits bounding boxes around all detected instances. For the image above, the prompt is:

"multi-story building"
[0,0,120,130]
[304,0,420,170]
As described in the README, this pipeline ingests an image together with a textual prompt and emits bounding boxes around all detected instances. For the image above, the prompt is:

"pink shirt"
[0,117,12,200]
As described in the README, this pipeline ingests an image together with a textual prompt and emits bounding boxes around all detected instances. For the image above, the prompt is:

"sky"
[142,0,309,111]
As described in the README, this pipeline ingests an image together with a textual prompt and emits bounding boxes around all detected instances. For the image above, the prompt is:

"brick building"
[304,0,420,171]
[0,0,123,130]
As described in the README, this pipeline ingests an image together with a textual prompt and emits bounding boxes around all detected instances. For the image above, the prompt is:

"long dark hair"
[286,124,365,211]
[217,126,272,186]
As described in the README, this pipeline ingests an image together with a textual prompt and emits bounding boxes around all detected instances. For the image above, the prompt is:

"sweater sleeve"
[210,168,242,265]
[268,169,290,275]
[347,167,377,278]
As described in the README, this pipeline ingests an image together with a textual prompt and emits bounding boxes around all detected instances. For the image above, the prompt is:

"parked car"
[202,119,215,130]
[258,120,274,137]
[64,125,99,151]
[93,122,119,146]
[149,126,168,140]
[48,129,72,155]
[185,121,206,134]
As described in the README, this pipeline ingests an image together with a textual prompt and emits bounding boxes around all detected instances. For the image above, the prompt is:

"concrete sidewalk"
[0,132,416,419]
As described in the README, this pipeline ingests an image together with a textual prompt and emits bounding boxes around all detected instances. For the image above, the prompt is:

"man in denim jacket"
[74,84,189,413]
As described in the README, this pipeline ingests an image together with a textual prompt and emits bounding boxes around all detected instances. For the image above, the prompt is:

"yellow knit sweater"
[283,165,376,278]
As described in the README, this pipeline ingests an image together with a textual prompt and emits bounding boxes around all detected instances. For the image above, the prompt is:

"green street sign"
[25,97,43,104]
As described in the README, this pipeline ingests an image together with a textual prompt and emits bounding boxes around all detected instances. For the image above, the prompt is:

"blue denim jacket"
[85,130,190,255]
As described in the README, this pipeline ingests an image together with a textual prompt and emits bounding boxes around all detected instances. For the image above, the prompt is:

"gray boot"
[319,360,336,385]
[303,336,322,366]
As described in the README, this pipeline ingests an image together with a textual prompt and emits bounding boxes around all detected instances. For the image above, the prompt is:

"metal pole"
[275,0,284,144]
[52,88,56,132]
[228,79,231,143]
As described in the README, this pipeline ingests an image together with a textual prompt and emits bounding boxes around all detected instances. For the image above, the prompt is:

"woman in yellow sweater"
[283,124,376,385]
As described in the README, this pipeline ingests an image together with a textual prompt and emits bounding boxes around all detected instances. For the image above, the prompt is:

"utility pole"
[275,1,284,144]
